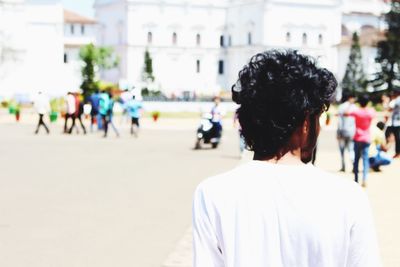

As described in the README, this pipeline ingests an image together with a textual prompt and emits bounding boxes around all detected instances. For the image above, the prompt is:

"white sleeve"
[347,190,381,267]
[389,100,396,109]
[192,185,224,267]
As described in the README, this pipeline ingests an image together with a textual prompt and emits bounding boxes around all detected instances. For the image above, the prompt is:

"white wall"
[1,0,390,99]
[0,2,67,99]
[64,23,97,46]
[263,0,342,72]
[342,0,389,17]
[94,0,347,96]
[127,1,227,96]
[25,4,65,96]
[0,1,28,98]
[95,0,126,83]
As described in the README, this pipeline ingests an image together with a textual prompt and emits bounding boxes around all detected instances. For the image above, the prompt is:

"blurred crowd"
[33,89,143,138]
[336,91,400,187]
[31,88,400,188]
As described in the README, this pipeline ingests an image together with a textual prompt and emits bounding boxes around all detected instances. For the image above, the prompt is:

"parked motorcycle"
[194,113,222,149]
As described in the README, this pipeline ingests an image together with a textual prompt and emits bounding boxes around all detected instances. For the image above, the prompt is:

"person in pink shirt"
[347,94,376,187]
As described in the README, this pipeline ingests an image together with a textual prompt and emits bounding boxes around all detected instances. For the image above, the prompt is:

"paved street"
[0,114,399,267]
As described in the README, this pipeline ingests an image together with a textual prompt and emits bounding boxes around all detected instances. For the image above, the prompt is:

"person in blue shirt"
[99,91,111,137]
[124,95,143,137]
[89,90,101,132]
[106,91,120,138]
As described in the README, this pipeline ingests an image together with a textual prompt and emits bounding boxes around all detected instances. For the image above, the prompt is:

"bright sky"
[61,0,95,18]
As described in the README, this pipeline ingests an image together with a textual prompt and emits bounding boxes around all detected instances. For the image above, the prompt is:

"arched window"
[286,32,291,42]
[248,32,252,45]
[147,32,153,44]
[220,35,225,47]
[70,24,75,35]
[196,60,201,73]
[196,33,201,46]
[302,33,308,45]
[218,60,224,75]
[318,34,323,45]
[341,24,350,37]
[172,32,177,45]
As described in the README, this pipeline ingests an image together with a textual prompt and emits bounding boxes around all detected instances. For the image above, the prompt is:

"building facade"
[0,0,390,99]
[94,0,390,97]
[0,0,65,99]
[0,0,97,100]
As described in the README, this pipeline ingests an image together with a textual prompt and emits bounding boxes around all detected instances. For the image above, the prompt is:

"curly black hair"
[232,50,337,159]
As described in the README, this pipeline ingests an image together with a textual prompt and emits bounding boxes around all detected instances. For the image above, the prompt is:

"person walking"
[337,91,356,171]
[388,90,400,158]
[89,90,101,132]
[120,88,134,124]
[68,93,87,134]
[99,90,111,138]
[124,95,143,137]
[33,91,50,134]
[104,92,120,138]
[346,94,376,187]
[193,50,380,267]
[64,92,76,134]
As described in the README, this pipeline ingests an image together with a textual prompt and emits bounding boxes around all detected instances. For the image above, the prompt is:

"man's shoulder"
[195,163,250,198]
[310,167,364,197]
[197,165,243,188]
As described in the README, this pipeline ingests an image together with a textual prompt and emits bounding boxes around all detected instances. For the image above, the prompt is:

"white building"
[0,0,65,99]
[0,0,390,99]
[94,0,390,97]
[0,0,97,100]
[94,0,229,97]
[63,9,97,92]
[0,0,27,96]
[94,0,343,96]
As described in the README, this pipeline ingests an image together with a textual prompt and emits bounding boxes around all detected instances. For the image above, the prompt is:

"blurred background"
[0,0,392,102]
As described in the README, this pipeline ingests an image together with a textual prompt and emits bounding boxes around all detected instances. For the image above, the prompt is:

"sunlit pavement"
[0,114,399,267]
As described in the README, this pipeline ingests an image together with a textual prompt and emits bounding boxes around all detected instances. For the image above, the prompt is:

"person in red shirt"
[347,94,376,187]
[68,93,87,135]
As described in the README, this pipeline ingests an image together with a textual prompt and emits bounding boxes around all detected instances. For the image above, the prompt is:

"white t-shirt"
[211,105,226,123]
[34,94,50,115]
[66,94,76,115]
[193,161,380,267]
[337,101,356,137]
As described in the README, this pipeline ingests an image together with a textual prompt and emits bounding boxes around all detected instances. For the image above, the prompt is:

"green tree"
[142,49,155,82]
[79,44,119,99]
[371,1,400,93]
[342,32,367,95]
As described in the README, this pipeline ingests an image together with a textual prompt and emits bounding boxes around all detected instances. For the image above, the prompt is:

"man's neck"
[254,149,304,166]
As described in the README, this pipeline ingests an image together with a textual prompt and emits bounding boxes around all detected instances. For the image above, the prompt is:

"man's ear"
[302,116,310,135]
